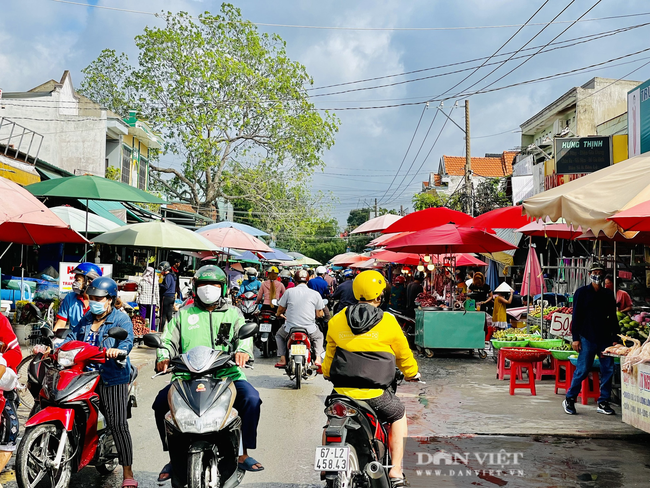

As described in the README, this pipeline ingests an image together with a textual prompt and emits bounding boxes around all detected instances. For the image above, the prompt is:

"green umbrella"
[25,175,165,204]
[26,175,166,257]
[92,220,217,251]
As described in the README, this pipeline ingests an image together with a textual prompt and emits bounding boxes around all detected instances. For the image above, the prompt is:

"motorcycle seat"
[289,327,309,335]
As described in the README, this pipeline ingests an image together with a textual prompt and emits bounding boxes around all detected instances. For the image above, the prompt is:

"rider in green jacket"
[152,265,264,481]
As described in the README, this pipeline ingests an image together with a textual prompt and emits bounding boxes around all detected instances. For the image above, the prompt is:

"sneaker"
[596,402,615,415]
[563,398,577,415]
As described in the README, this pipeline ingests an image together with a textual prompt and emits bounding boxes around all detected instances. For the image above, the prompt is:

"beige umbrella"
[350,214,402,234]
[522,154,650,237]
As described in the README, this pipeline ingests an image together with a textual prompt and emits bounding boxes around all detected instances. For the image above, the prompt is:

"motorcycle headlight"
[57,348,82,368]
[169,386,234,434]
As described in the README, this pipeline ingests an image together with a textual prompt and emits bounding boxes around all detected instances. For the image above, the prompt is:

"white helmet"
[316,266,327,276]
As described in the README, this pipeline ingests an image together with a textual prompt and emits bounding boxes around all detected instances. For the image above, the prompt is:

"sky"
[2,0,650,227]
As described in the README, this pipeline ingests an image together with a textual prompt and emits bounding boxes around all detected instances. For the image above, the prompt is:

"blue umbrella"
[259,249,294,262]
[197,221,268,237]
[485,259,500,291]
[236,251,260,263]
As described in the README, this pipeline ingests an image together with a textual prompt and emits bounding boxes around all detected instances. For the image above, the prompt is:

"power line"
[45,1,650,32]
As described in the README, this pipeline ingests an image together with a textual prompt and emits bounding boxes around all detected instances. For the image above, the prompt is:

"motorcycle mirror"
[323,299,329,305]
[41,327,54,338]
[54,328,70,340]
[271,299,278,306]
[238,322,259,341]
[107,327,128,341]
[143,333,164,348]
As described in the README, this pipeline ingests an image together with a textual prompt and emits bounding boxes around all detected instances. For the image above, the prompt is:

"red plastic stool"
[534,356,557,380]
[578,371,600,405]
[554,360,575,394]
[509,361,536,395]
[497,349,513,380]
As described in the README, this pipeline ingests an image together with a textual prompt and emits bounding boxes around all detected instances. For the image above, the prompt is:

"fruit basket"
[500,347,550,362]
[491,339,528,350]
[568,354,620,367]
[527,338,565,350]
[549,349,575,361]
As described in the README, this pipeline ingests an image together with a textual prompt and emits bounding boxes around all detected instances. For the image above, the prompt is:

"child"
[489,282,514,329]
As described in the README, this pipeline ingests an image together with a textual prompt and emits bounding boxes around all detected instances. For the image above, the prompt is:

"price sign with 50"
[550,313,572,338]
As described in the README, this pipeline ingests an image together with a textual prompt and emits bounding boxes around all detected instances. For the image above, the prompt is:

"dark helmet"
[193,265,228,298]
[158,261,172,272]
[342,269,354,278]
[414,271,426,281]
[86,277,118,301]
[71,262,102,281]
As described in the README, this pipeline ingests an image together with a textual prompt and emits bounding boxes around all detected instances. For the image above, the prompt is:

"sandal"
[122,479,138,488]
[157,463,172,484]
[390,476,408,487]
[274,362,286,368]
[238,456,264,472]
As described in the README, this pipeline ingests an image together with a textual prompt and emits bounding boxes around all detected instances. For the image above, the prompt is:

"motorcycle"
[143,321,258,488]
[16,326,133,488]
[254,309,278,358]
[238,292,258,322]
[318,371,405,488]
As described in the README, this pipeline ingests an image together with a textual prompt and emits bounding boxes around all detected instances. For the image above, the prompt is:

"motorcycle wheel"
[96,458,119,475]
[16,424,72,488]
[188,449,218,488]
[325,446,360,488]
[295,363,302,389]
[262,339,270,358]
[16,355,35,410]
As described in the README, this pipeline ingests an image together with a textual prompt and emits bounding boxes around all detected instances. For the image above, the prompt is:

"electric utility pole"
[465,99,472,216]
[374,198,378,218]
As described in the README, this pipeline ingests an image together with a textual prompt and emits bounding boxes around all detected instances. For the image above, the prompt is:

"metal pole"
[525,237,532,334]
[613,240,617,293]
[465,99,472,216]
[84,199,90,259]
[540,253,545,336]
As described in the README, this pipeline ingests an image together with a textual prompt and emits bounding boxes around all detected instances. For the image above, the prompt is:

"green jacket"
[157,303,253,381]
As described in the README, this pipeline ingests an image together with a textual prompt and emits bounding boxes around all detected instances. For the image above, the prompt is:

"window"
[122,145,132,184]
[139,156,148,190]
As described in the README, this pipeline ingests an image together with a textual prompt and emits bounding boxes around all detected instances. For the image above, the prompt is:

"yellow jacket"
[322,304,418,400]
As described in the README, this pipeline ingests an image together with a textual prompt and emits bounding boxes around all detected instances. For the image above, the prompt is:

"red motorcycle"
[15,327,131,488]
[284,328,317,389]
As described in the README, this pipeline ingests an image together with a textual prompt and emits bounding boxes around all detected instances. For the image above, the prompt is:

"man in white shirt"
[275,269,325,368]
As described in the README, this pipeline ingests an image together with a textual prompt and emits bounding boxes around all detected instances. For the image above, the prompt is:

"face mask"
[89,300,106,315]
[197,285,222,305]
[72,281,84,294]
[590,274,602,284]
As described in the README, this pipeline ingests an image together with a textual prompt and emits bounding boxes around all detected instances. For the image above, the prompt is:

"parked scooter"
[143,321,258,488]
[15,327,134,488]
[318,371,405,488]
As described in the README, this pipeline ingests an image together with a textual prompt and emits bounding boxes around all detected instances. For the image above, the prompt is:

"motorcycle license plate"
[259,323,272,333]
[290,344,307,356]
[314,446,349,471]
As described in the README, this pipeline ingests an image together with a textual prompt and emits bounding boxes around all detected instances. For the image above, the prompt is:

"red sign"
[544,172,588,190]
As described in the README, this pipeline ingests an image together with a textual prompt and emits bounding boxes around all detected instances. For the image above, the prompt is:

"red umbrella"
[385,224,517,254]
[431,254,488,267]
[0,177,87,245]
[371,250,421,265]
[461,205,532,230]
[382,207,472,234]
[521,246,546,297]
[608,200,650,232]
[330,253,371,266]
[515,221,583,240]
[197,227,272,252]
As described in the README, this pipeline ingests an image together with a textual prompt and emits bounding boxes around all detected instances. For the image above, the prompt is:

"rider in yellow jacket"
[322,270,419,487]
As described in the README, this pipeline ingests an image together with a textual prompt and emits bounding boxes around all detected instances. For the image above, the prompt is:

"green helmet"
[193,265,228,298]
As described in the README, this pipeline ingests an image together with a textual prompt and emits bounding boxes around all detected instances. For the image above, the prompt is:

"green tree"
[412,191,446,211]
[347,208,371,230]
[473,178,510,215]
[79,4,339,216]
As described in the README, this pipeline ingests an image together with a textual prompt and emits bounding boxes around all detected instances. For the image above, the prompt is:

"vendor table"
[415,310,486,358]
[621,362,650,433]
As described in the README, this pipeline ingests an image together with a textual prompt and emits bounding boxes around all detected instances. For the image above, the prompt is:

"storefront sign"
[544,172,588,191]
[550,312,572,338]
[554,137,612,174]
[622,363,650,434]
[628,80,650,157]
[58,262,113,293]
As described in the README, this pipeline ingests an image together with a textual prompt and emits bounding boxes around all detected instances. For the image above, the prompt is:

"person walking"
[137,267,160,331]
[562,262,618,416]
[158,261,177,330]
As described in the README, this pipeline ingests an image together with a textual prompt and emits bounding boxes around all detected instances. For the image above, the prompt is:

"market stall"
[415,308,486,358]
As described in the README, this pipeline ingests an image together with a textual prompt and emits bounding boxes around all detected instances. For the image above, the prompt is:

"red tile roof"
[441,151,517,177]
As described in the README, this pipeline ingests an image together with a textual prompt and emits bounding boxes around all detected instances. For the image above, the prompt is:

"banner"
[58,262,113,293]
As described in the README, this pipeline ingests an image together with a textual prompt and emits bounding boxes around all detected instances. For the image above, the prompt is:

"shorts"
[0,392,19,451]
[365,389,405,424]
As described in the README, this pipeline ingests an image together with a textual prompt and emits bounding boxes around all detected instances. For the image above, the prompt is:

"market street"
[3,350,650,488]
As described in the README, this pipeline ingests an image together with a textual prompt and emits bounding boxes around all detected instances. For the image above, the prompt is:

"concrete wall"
[0,77,107,176]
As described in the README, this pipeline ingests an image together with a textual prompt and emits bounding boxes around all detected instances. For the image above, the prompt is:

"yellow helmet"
[267,266,279,275]
[353,270,386,301]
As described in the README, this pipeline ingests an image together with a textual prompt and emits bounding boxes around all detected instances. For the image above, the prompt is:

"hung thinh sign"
[554,136,612,174]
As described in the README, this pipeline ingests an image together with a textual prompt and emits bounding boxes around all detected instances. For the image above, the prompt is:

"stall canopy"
[383,207,472,234]
[329,253,371,266]
[0,176,87,245]
[197,221,268,237]
[608,200,650,232]
[385,224,518,254]
[50,206,122,233]
[258,249,294,262]
[350,214,402,235]
[196,227,272,252]
[286,252,321,266]
[522,153,650,237]
[515,220,584,240]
